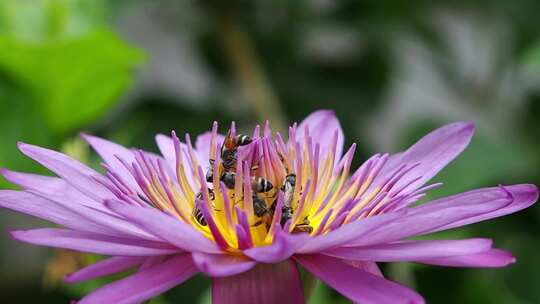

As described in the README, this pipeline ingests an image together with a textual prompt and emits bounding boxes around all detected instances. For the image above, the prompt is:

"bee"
[252,193,269,218]
[220,172,236,189]
[252,193,273,228]
[280,205,293,226]
[221,133,252,171]
[192,188,216,226]
[195,188,216,201]
[192,206,207,226]
[251,176,273,193]
[292,218,313,234]
[205,159,215,183]
[279,173,296,225]
[221,172,273,194]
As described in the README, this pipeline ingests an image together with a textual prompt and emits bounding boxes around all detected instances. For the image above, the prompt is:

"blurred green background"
[1,0,539,303]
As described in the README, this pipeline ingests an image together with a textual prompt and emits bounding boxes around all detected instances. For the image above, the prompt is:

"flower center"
[100,121,439,252]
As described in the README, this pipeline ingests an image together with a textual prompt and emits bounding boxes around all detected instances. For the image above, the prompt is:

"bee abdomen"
[234,134,252,146]
[251,177,273,193]
[192,207,207,226]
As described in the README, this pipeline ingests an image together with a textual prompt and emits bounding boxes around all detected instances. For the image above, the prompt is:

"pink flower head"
[0,110,537,304]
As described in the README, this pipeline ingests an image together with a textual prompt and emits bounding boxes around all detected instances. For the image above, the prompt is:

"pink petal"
[344,261,384,277]
[295,110,345,162]
[342,184,534,248]
[295,254,424,304]
[298,211,406,253]
[65,257,145,283]
[195,131,225,165]
[430,184,538,232]
[192,252,256,277]
[0,169,93,206]
[81,134,139,191]
[17,142,113,201]
[243,229,309,263]
[138,256,168,271]
[155,134,196,187]
[78,254,198,304]
[0,190,157,241]
[155,134,179,172]
[10,228,181,256]
[324,238,493,262]
[417,249,516,268]
[212,260,304,304]
[375,122,474,195]
[106,200,221,254]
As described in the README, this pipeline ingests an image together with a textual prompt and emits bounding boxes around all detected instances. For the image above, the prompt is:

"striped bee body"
[221,133,252,171]
[281,173,296,209]
[192,206,207,226]
[251,177,273,193]
[233,134,252,146]
[193,188,216,226]
[292,219,313,234]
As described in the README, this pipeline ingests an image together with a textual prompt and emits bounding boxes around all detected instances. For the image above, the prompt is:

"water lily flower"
[0,110,537,304]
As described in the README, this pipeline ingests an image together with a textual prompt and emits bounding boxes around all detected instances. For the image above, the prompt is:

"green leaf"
[0,29,144,133]
[0,0,144,134]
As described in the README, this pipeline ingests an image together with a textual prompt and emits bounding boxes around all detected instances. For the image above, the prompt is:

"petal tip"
[454,121,476,137]
[16,141,29,151]
[79,132,94,142]
[508,184,539,206]
[64,273,76,283]
[0,168,9,177]
[9,230,24,240]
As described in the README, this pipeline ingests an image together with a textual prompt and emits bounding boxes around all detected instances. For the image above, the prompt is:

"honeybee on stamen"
[221,132,252,171]
[192,189,216,226]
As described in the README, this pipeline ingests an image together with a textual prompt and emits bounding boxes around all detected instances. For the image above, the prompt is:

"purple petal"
[343,185,532,248]
[375,122,474,194]
[155,134,196,187]
[298,211,406,253]
[65,257,145,283]
[81,134,139,190]
[417,249,516,268]
[192,252,256,277]
[17,142,113,201]
[344,261,383,277]
[212,260,304,304]
[106,200,221,253]
[78,254,198,304]
[0,190,111,235]
[11,228,181,256]
[195,131,225,165]
[295,254,424,304]
[295,110,344,163]
[155,134,179,172]
[430,184,538,232]
[243,229,309,263]
[0,169,91,203]
[324,238,493,262]
[0,190,158,240]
